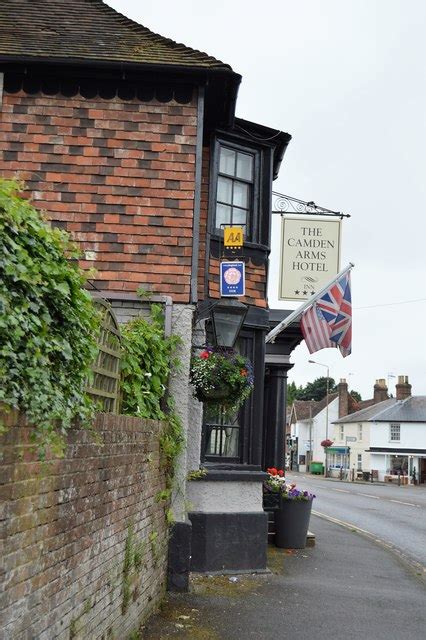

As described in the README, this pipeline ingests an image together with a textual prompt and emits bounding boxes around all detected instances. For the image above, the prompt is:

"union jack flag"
[301,271,352,357]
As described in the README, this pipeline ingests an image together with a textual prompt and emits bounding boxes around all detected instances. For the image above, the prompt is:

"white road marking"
[360,493,380,499]
[331,488,350,493]
[390,499,418,507]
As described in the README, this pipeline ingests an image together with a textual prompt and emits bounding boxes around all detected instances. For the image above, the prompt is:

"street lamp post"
[308,359,330,476]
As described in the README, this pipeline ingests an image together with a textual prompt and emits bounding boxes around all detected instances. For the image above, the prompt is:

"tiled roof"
[0,0,232,71]
[291,400,317,422]
[333,397,426,423]
[334,398,397,423]
[372,396,426,423]
[291,394,338,422]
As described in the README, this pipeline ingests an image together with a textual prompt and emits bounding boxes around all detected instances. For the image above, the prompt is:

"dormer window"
[211,138,265,244]
[215,145,255,236]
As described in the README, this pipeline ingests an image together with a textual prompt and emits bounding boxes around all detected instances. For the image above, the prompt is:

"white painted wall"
[187,480,264,513]
[370,421,426,449]
[292,398,339,468]
[331,420,371,473]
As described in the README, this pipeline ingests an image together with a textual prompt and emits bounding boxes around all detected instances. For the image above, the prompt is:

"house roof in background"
[334,396,426,424]
[291,394,338,422]
[0,0,233,71]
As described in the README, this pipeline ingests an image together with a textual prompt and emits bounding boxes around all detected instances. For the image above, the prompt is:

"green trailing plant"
[0,178,100,455]
[187,468,208,481]
[122,522,147,614]
[121,304,180,419]
[120,306,184,493]
[149,531,160,567]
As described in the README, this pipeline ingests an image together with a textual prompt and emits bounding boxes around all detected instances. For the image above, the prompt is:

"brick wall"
[0,86,268,308]
[0,89,197,302]
[0,411,169,640]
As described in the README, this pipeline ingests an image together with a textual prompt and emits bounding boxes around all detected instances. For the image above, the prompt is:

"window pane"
[222,428,239,457]
[217,176,233,204]
[219,147,236,176]
[233,182,249,208]
[216,203,232,230]
[236,152,253,180]
[205,426,239,457]
[232,207,247,226]
[206,427,222,455]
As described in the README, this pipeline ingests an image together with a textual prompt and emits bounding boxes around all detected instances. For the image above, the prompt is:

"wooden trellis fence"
[87,300,122,413]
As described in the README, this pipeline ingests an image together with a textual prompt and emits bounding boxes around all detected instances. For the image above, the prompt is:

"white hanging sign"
[279,216,341,301]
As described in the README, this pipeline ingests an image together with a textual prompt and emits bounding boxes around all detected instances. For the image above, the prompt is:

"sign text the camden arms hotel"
[279,217,341,301]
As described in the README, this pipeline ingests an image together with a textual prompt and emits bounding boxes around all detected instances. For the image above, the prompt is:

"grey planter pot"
[274,498,313,549]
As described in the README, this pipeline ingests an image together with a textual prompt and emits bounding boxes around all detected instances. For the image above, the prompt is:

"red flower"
[277,469,284,477]
[240,369,248,376]
[267,467,278,476]
[200,350,210,359]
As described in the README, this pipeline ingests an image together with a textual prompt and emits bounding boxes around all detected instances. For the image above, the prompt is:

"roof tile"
[0,0,232,71]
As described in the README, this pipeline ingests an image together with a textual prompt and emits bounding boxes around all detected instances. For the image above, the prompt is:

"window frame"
[201,330,254,464]
[200,327,263,467]
[339,425,345,441]
[389,423,401,442]
[358,424,363,441]
[210,137,262,245]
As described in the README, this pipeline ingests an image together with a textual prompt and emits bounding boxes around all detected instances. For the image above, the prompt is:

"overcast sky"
[107,0,426,400]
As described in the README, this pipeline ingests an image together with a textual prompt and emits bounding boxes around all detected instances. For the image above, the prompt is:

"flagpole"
[265,262,354,343]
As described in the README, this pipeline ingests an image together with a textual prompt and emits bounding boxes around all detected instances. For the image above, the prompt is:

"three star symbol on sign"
[294,290,316,296]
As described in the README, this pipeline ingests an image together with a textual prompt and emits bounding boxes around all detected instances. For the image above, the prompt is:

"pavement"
[141,515,426,640]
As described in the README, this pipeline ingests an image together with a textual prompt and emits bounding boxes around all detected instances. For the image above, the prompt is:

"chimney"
[338,378,349,418]
[396,375,411,401]
[374,378,388,403]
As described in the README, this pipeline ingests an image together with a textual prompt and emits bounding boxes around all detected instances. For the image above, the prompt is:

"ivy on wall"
[0,179,100,454]
[121,306,184,500]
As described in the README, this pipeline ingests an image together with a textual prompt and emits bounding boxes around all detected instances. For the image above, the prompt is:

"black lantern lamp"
[210,298,248,348]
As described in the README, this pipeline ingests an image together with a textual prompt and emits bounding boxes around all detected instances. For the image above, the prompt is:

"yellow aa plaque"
[224,226,244,248]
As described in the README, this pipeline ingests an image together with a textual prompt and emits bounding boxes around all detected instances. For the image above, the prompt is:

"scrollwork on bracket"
[272,192,350,218]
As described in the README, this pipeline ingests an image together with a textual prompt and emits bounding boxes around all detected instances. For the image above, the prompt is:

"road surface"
[287,472,426,569]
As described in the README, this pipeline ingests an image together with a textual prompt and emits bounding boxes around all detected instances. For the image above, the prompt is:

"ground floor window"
[204,407,240,459]
[201,328,262,465]
[329,452,349,469]
[388,455,408,475]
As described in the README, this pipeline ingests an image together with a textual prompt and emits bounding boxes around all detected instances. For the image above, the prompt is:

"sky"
[107,0,426,400]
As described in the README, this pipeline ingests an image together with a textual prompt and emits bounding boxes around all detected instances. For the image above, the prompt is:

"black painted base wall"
[167,520,192,592]
[188,511,268,573]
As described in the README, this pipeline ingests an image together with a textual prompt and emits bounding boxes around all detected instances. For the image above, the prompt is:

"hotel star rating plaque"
[220,261,245,297]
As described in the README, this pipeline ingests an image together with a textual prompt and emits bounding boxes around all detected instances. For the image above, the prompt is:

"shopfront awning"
[368,451,426,457]
[327,446,350,454]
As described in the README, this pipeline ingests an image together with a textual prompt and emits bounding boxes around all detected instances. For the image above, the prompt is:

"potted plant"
[263,469,315,549]
[189,346,254,416]
[263,467,286,509]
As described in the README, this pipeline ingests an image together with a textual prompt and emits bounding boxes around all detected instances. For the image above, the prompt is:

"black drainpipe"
[190,84,205,304]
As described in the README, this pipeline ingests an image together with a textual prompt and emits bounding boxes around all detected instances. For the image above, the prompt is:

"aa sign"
[279,216,341,301]
[224,226,243,248]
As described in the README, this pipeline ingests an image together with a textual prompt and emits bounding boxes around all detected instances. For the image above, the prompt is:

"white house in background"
[289,379,360,471]
[333,376,426,484]
[289,394,338,471]
[290,378,391,475]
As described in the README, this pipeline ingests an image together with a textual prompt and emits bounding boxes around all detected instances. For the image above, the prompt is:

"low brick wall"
[0,411,169,640]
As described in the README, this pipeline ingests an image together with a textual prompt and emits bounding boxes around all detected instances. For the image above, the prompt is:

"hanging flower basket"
[190,346,254,416]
